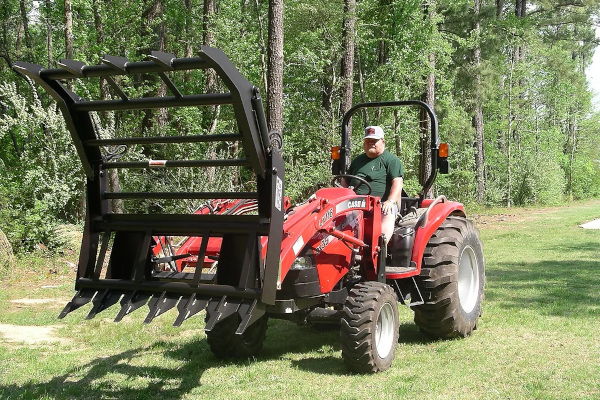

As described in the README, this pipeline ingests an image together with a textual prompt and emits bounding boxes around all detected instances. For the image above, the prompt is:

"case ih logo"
[336,198,366,213]
[366,127,375,135]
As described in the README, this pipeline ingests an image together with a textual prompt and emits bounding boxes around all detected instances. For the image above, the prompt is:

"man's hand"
[382,200,395,215]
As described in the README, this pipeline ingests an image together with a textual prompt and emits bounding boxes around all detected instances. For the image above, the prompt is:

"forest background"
[0,0,599,253]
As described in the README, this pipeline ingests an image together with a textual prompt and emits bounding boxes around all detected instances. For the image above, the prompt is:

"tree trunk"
[140,0,167,133]
[254,0,268,92]
[267,0,284,135]
[45,0,53,67]
[203,0,217,92]
[506,49,516,208]
[474,0,485,202]
[92,0,109,101]
[93,0,122,213]
[64,0,73,59]
[419,1,435,198]
[19,0,33,58]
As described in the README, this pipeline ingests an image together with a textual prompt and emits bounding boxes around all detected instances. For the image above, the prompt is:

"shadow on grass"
[0,338,222,400]
[486,257,600,316]
[0,319,359,399]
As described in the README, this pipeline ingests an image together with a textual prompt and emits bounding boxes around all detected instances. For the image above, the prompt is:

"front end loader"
[14,47,484,373]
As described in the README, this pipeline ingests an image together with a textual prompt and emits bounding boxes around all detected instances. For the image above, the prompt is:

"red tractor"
[14,46,484,373]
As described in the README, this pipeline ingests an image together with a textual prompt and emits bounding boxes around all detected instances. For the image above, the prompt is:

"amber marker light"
[331,146,341,160]
[439,143,449,158]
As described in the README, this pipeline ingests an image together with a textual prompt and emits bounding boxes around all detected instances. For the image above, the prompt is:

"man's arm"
[382,177,403,215]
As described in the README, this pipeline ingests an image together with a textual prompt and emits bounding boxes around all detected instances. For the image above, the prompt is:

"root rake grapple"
[14,46,485,373]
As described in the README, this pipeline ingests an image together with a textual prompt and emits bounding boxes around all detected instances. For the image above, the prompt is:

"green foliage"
[0,0,599,254]
[0,82,84,251]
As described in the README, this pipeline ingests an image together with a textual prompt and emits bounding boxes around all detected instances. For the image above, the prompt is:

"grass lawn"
[1,199,599,399]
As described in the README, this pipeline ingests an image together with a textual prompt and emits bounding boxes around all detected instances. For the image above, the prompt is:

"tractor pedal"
[59,289,97,319]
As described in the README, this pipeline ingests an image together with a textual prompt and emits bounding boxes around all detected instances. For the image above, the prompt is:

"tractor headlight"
[290,255,313,271]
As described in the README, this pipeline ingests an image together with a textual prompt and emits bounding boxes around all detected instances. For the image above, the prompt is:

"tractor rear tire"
[206,314,268,359]
[412,215,485,338]
[340,281,399,373]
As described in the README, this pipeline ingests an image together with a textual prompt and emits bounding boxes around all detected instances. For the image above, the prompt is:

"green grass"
[1,200,600,399]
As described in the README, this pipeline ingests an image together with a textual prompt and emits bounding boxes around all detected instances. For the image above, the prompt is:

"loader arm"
[13,47,284,334]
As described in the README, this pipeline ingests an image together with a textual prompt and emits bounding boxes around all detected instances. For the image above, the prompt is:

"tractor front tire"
[340,282,399,373]
[412,216,485,338]
[206,314,268,359]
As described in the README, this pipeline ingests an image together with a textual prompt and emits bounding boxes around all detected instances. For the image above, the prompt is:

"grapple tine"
[114,290,151,322]
[86,289,122,320]
[144,292,180,324]
[235,299,265,335]
[173,294,209,327]
[204,296,242,332]
[59,289,97,319]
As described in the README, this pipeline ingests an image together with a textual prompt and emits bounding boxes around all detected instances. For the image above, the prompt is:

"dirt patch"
[0,324,70,345]
[471,213,520,227]
[9,298,69,310]
[10,298,65,305]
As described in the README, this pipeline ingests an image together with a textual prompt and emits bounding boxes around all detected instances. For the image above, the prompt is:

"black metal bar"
[105,76,128,100]
[193,232,211,286]
[72,93,233,112]
[75,278,262,299]
[103,158,251,169]
[103,192,258,200]
[158,71,183,98]
[132,230,153,283]
[38,56,210,80]
[85,133,242,147]
[92,231,111,280]
[260,149,285,305]
[94,214,270,236]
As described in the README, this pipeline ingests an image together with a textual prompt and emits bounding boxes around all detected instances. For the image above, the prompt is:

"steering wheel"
[331,174,372,195]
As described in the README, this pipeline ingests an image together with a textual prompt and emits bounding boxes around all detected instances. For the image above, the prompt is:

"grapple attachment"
[13,46,284,333]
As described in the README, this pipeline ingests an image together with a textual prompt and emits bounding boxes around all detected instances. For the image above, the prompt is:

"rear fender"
[411,199,465,272]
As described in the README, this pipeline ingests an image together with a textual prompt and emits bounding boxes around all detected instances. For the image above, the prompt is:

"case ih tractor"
[14,46,484,373]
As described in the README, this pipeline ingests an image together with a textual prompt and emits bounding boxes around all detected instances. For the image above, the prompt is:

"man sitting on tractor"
[343,126,404,244]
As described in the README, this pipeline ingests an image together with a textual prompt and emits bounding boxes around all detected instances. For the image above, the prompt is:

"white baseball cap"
[364,126,384,140]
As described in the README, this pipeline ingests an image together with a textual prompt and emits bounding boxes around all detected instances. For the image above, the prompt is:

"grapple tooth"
[235,299,264,335]
[204,297,242,332]
[86,289,122,320]
[59,289,97,319]
[144,292,180,324]
[173,294,209,327]
[114,290,151,322]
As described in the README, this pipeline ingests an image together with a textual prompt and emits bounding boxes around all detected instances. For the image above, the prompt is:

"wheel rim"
[376,302,395,359]
[458,245,480,314]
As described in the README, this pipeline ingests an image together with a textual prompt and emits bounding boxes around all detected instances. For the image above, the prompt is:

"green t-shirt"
[348,150,404,200]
